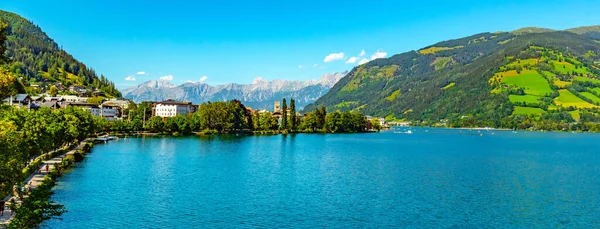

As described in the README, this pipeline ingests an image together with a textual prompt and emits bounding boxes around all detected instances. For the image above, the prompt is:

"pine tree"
[290,98,297,130]
[281,98,288,130]
[319,105,327,130]
[0,21,8,65]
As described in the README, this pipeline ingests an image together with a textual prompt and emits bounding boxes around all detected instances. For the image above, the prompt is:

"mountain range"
[304,25,600,128]
[122,72,347,110]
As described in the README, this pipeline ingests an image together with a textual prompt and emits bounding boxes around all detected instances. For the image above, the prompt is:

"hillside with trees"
[304,26,600,131]
[0,10,120,97]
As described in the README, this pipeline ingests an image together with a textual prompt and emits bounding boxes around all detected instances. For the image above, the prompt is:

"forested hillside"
[305,26,600,130]
[0,10,120,97]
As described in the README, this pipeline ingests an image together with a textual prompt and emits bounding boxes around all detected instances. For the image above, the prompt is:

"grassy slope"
[580,92,600,103]
[555,90,598,108]
[508,94,541,105]
[501,70,554,96]
[305,28,600,125]
[513,106,546,115]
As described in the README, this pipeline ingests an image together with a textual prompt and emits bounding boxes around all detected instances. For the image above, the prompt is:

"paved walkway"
[0,139,91,227]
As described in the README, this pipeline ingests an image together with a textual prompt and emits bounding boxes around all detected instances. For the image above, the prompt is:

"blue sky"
[2,0,600,89]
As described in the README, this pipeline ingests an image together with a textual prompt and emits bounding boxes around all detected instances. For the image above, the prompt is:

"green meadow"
[554,90,598,109]
[553,80,572,88]
[513,106,546,115]
[506,58,539,68]
[419,46,464,54]
[574,76,600,84]
[541,70,556,79]
[551,61,589,75]
[508,94,542,105]
[569,110,582,121]
[385,90,401,101]
[580,92,600,103]
[501,70,554,96]
[590,88,600,95]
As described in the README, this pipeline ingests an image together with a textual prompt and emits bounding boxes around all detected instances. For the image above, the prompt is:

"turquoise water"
[43,128,600,228]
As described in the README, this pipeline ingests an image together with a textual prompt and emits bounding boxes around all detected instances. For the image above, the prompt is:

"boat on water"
[394,130,413,134]
[96,136,118,142]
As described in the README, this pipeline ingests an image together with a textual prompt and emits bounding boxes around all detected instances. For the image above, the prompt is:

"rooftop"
[2,94,29,102]
[154,99,192,105]
[67,102,99,108]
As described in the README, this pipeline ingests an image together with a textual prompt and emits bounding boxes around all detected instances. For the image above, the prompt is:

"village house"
[273,101,281,113]
[152,99,196,118]
[66,102,101,117]
[92,90,106,97]
[39,101,60,109]
[44,96,63,102]
[365,116,388,127]
[100,103,120,121]
[2,94,32,108]
[60,95,89,103]
[104,99,131,110]
[69,85,88,94]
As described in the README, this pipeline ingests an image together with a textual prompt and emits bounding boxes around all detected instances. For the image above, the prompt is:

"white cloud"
[136,71,146,75]
[199,76,208,83]
[159,75,173,81]
[324,52,345,62]
[314,64,318,67]
[298,65,303,68]
[359,58,369,65]
[360,49,366,57]
[346,57,358,64]
[370,50,388,60]
[124,75,136,81]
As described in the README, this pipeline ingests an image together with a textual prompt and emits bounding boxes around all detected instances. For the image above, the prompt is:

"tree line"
[108,99,376,134]
[0,106,104,197]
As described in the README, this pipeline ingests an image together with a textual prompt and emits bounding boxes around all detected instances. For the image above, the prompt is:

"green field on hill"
[419,46,464,54]
[541,70,556,79]
[432,57,452,70]
[513,106,546,115]
[569,110,582,121]
[501,70,554,96]
[574,76,600,84]
[580,92,600,103]
[506,58,539,68]
[385,90,401,101]
[553,80,572,88]
[508,94,542,105]
[554,90,598,108]
[551,61,589,75]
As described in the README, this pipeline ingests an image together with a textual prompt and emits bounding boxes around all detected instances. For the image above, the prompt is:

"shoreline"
[106,129,380,137]
[396,125,600,133]
[0,138,96,228]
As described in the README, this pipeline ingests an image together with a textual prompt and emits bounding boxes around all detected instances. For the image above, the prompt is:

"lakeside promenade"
[0,139,91,227]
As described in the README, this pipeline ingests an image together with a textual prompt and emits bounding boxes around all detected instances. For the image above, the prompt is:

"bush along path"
[0,139,95,228]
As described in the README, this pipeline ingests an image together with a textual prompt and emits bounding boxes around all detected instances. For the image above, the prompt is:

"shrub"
[73,151,85,162]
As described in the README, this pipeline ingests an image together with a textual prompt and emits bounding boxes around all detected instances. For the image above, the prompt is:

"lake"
[43,128,600,228]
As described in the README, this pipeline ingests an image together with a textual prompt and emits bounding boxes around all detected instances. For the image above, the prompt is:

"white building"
[101,104,120,121]
[152,100,195,117]
[60,95,88,103]
[105,99,130,110]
